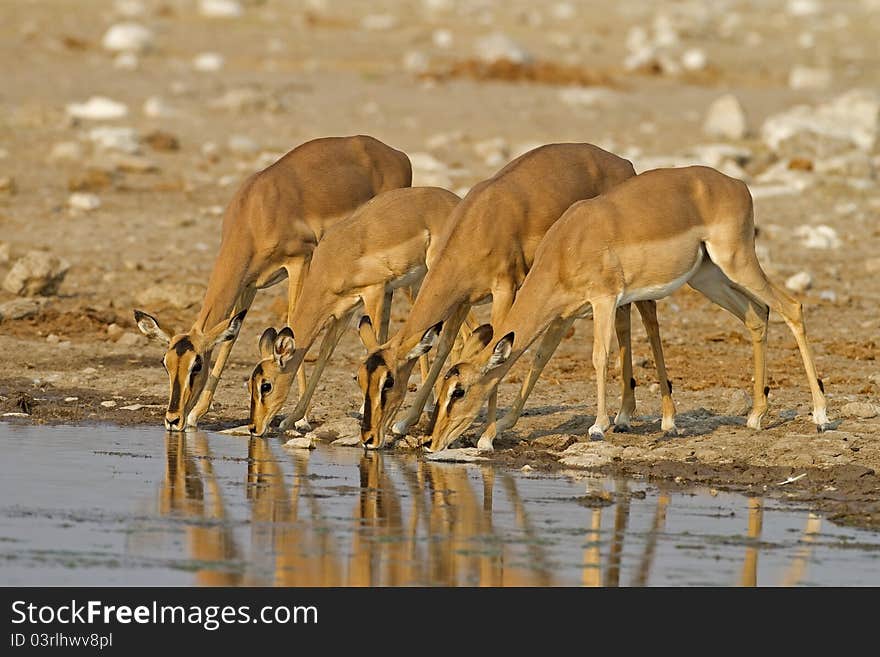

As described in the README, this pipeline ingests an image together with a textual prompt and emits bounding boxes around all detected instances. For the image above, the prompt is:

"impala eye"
[383,377,394,389]
[191,357,202,374]
[260,381,272,395]
[451,387,465,400]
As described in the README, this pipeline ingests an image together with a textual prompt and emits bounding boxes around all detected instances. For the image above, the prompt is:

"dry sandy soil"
[1,1,878,528]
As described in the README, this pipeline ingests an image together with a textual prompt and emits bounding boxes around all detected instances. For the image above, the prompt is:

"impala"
[356,142,676,449]
[246,186,462,436]
[428,166,829,452]
[134,135,411,431]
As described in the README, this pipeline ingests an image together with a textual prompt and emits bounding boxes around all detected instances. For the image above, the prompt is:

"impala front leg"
[478,283,516,451]
[187,286,256,428]
[634,300,678,434]
[588,298,617,440]
[283,258,312,432]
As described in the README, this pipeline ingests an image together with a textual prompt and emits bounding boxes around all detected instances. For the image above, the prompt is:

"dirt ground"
[1,1,878,528]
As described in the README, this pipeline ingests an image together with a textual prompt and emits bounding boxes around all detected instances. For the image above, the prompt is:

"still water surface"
[1,424,878,586]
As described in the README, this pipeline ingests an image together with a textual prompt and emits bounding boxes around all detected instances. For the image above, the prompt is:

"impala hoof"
[293,418,312,433]
[663,427,681,438]
[391,420,409,436]
[476,436,495,452]
[613,423,630,433]
[588,426,605,441]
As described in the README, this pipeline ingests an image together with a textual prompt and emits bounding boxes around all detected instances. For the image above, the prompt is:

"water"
[1,423,878,586]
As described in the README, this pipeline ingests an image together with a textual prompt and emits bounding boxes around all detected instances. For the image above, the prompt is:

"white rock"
[361,13,398,31]
[68,192,101,211]
[794,224,841,249]
[219,425,252,436]
[558,87,616,108]
[425,448,489,462]
[199,0,242,18]
[787,0,821,17]
[284,436,316,450]
[142,96,174,118]
[88,126,140,153]
[474,32,531,64]
[100,400,117,408]
[113,53,139,70]
[102,22,153,53]
[819,290,837,302]
[785,271,813,292]
[227,134,259,154]
[64,397,79,402]
[114,0,145,17]
[66,97,128,121]
[521,464,534,472]
[330,435,362,447]
[840,401,879,419]
[789,66,832,90]
[624,46,658,72]
[193,52,224,72]
[681,48,707,71]
[3,251,70,296]
[403,50,429,74]
[703,94,748,140]
[0,298,43,321]
[725,389,752,416]
[432,29,453,48]
[762,89,880,152]
[307,417,361,442]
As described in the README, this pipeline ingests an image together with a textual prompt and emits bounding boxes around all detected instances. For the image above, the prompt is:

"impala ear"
[459,324,494,361]
[133,309,174,345]
[258,327,278,359]
[357,316,379,352]
[405,321,443,361]
[205,309,247,348]
[273,326,295,369]
[482,332,514,374]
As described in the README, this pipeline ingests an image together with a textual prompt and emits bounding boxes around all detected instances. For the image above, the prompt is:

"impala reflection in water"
[1,425,877,586]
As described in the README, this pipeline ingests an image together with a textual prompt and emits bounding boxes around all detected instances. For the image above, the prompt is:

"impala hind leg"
[588,298,617,440]
[706,244,828,429]
[634,300,678,434]
[482,317,575,445]
[688,260,769,429]
[478,283,516,451]
[187,286,256,428]
[613,303,636,431]
[284,258,312,432]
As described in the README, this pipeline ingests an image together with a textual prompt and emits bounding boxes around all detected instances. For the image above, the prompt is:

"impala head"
[247,327,296,436]
[134,308,246,431]
[427,326,514,453]
[356,316,442,449]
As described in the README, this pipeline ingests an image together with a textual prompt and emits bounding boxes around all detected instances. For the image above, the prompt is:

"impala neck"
[393,268,471,356]
[192,237,254,333]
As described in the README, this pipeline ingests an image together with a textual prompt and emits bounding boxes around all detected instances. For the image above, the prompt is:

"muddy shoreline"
[4,376,877,532]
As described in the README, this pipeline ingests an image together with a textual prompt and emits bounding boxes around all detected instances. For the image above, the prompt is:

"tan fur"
[357,143,675,449]
[429,166,829,452]
[134,135,411,431]
[246,186,461,436]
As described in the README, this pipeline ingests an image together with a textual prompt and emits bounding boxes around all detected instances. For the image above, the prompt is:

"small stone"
[474,32,531,64]
[840,401,879,419]
[116,332,143,347]
[143,96,174,118]
[219,425,251,436]
[360,14,398,31]
[107,323,125,341]
[68,192,101,211]
[143,130,180,152]
[681,48,707,71]
[819,290,837,302]
[227,134,259,154]
[88,126,140,154]
[46,334,60,344]
[520,464,533,473]
[0,298,43,321]
[785,271,813,293]
[100,400,117,408]
[64,397,79,402]
[193,52,224,72]
[703,94,748,140]
[49,141,84,163]
[725,388,752,416]
[120,404,143,411]
[66,96,128,121]
[794,224,841,249]
[330,435,362,447]
[306,417,360,442]
[102,22,153,53]
[3,251,70,297]
[789,66,832,90]
[284,436,316,450]
[425,448,489,462]
[199,0,242,18]
[109,153,158,173]
[709,488,719,497]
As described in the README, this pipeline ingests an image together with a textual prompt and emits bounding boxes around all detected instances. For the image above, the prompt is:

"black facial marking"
[365,353,386,374]
[630,377,636,390]
[173,337,194,356]
[763,385,770,397]
[667,379,673,394]
[169,380,181,412]
[359,315,372,329]
[444,365,460,380]
[252,363,264,379]
[361,391,372,431]
[817,378,825,393]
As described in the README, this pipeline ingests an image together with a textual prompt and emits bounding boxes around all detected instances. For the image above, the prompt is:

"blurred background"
[0,0,878,425]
